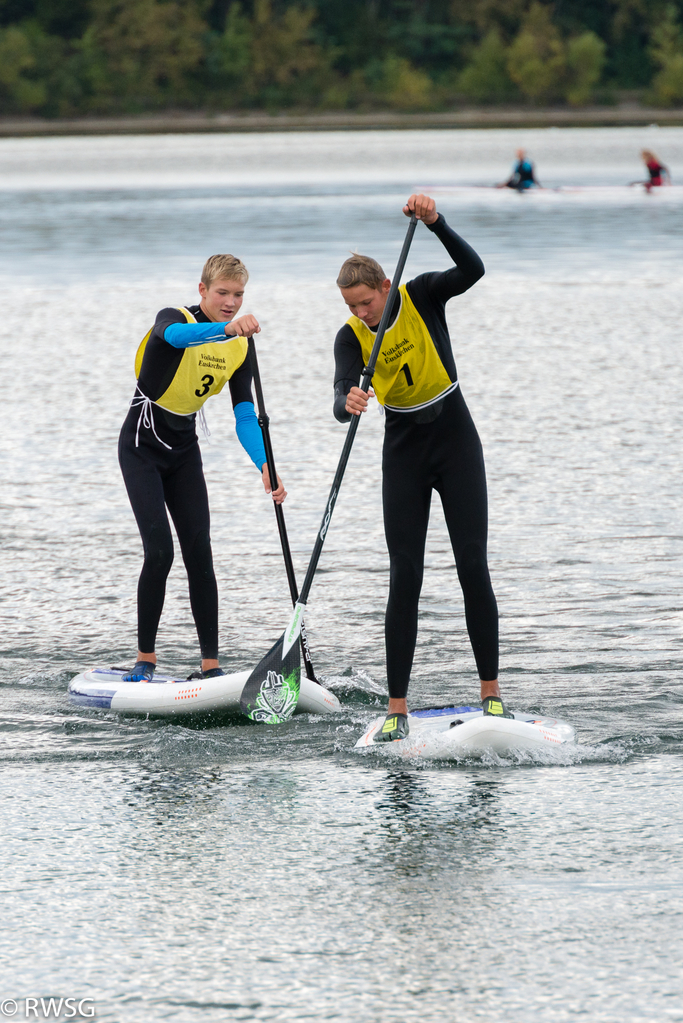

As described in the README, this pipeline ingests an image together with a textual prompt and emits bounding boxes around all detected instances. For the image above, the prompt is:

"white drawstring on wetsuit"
[130,385,211,449]
[197,407,210,441]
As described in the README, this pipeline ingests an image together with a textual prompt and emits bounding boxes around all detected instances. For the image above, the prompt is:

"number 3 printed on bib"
[195,374,215,398]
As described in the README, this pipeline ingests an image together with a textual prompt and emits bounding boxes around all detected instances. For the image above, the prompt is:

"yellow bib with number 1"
[346,286,454,412]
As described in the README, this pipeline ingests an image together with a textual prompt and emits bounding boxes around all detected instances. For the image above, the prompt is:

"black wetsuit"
[118,304,256,659]
[334,216,498,697]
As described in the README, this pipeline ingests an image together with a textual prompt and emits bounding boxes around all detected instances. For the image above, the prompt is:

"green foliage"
[0,25,45,110]
[648,5,683,105]
[204,3,252,90]
[0,0,90,38]
[23,25,90,117]
[378,55,435,111]
[565,31,607,106]
[202,0,337,108]
[0,0,680,116]
[501,4,605,105]
[457,29,515,103]
[507,3,566,103]
[82,0,206,111]
[248,0,332,106]
[311,0,472,78]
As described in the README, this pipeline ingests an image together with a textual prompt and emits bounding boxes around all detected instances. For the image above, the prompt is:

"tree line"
[1,0,683,117]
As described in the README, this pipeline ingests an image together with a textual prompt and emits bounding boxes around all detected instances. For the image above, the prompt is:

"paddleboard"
[355,705,575,756]
[68,666,341,717]
[418,184,683,196]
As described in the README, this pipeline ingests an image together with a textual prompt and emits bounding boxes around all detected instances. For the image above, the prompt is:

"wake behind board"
[355,705,575,757]
[68,667,341,717]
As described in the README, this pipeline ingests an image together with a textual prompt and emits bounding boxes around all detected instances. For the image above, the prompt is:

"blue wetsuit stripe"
[164,321,232,347]
[234,401,266,470]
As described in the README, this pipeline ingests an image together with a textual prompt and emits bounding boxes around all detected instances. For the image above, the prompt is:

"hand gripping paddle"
[240,213,418,723]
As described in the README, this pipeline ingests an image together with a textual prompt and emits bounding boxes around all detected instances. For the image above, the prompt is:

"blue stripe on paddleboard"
[89,669,184,684]
[410,706,479,718]
[141,677,184,684]
[68,689,115,708]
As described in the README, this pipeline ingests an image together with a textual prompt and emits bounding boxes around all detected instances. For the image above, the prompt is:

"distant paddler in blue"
[498,148,541,191]
[333,193,510,742]
[118,254,286,683]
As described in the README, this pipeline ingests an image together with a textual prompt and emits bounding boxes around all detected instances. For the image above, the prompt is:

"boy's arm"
[333,325,364,422]
[419,215,485,304]
[228,360,266,470]
[163,314,260,348]
[164,321,232,347]
[151,308,229,348]
[229,359,286,501]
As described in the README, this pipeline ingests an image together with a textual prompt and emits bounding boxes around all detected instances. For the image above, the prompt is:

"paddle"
[240,212,418,723]
[247,334,317,685]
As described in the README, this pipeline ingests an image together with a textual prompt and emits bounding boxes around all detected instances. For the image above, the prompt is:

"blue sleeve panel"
[164,321,232,347]
[234,401,266,470]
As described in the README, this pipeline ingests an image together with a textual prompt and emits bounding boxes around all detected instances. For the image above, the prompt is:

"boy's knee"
[389,551,423,607]
[189,529,214,579]
[143,524,174,577]
[456,543,490,589]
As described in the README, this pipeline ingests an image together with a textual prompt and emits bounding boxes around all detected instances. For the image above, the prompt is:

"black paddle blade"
[240,634,301,723]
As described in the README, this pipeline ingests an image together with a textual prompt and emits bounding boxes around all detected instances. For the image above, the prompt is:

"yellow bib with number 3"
[135,307,249,415]
[346,286,454,411]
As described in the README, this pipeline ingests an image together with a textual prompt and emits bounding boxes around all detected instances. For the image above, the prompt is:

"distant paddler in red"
[632,150,672,192]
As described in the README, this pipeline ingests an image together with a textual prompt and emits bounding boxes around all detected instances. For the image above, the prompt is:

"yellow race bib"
[135,307,249,415]
[346,286,454,411]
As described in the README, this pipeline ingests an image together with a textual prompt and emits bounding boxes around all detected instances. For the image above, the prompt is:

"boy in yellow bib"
[118,254,285,682]
[334,194,509,741]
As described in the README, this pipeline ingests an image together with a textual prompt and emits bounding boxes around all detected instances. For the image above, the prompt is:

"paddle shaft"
[296,213,418,608]
[247,336,317,682]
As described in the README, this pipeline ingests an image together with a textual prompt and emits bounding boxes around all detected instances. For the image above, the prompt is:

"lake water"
[1,126,682,1022]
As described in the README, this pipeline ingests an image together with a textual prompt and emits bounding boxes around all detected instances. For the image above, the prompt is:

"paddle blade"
[283,600,306,657]
[240,634,301,723]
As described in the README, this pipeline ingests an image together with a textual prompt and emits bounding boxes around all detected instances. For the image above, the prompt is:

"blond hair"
[336,254,387,290]
[201,254,249,287]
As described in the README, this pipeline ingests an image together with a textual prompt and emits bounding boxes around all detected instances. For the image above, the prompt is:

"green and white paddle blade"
[240,633,301,723]
[283,601,305,658]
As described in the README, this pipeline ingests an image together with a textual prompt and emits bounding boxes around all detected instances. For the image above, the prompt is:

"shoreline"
[1,105,683,137]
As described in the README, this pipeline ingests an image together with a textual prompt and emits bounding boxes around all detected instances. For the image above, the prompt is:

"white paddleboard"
[68,666,341,717]
[354,705,575,756]
[418,184,683,196]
